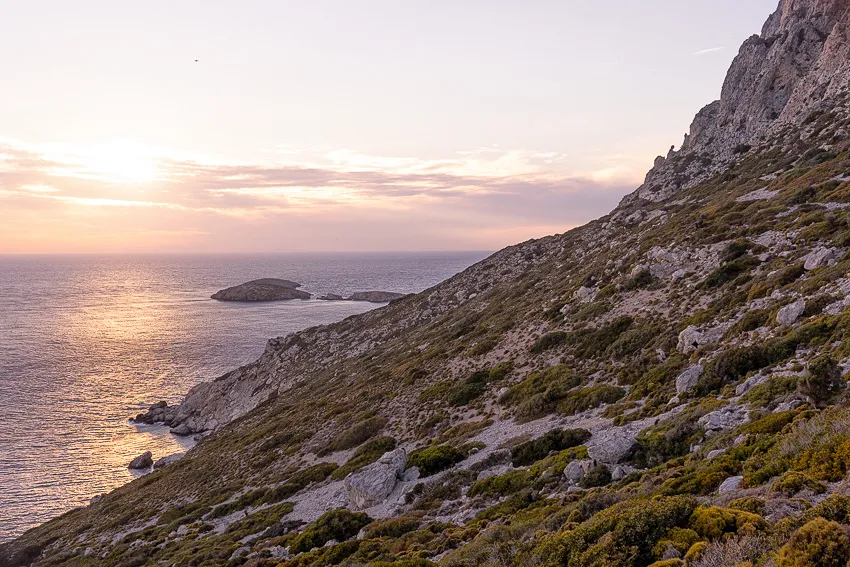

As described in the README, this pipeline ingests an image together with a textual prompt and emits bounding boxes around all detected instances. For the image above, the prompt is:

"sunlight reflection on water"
[0,252,487,541]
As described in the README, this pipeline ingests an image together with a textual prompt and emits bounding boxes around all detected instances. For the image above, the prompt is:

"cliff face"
[628,0,850,204]
[8,1,850,566]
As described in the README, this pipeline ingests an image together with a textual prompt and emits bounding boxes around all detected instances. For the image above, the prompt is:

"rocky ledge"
[211,278,311,302]
[345,291,408,303]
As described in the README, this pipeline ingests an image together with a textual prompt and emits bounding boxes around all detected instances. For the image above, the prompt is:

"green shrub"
[469,469,534,497]
[530,331,568,354]
[289,509,372,553]
[557,385,626,416]
[500,365,582,422]
[688,506,769,541]
[407,445,467,477]
[728,497,766,516]
[772,472,826,497]
[624,269,656,291]
[449,370,492,406]
[510,428,591,466]
[703,256,759,288]
[799,355,844,407]
[362,515,421,539]
[322,416,388,454]
[332,436,397,480]
[542,495,698,567]
[570,317,634,358]
[578,464,612,488]
[777,518,850,567]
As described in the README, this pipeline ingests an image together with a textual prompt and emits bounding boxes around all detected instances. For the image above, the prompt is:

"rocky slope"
[7,2,850,566]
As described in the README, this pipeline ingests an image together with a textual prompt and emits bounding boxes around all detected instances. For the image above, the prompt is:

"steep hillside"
[7,1,850,566]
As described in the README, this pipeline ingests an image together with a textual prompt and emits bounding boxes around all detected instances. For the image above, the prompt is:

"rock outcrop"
[343,449,407,510]
[128,452,153,470]
[211,279,310,302]
[626,0,850,204]
[346,291,408,303]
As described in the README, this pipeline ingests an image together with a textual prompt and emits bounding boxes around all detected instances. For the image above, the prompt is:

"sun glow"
[83,143,159,183]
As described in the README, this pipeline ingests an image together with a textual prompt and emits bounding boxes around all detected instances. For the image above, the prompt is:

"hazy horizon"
[1,0,778,253]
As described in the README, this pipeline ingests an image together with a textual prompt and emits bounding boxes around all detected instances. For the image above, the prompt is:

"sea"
[0,252,488,543]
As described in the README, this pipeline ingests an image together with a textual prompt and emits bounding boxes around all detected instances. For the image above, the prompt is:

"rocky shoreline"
[211,278,408,304]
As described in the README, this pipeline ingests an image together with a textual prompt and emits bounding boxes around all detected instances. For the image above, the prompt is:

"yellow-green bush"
[772,471,827,497]
[406,444,467,477]
[688,506,769,541]
[684,541,708,563]
[728,497,766,516]
[776,518,850,567]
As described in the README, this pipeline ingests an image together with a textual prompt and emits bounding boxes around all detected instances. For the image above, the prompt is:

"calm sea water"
[0,252,487,542]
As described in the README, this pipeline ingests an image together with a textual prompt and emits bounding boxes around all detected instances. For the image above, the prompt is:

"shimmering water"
[0,252,486,542]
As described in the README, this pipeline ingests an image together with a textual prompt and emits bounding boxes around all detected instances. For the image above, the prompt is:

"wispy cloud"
[693,47,725,56]
[0,140,642,253]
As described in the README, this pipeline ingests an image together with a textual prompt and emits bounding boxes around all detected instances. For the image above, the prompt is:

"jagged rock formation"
[10,1,850,566]
[627,0,850,204]
[211,278,310,302]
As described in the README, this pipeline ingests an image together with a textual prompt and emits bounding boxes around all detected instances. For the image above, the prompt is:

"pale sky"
[0,0,778,253]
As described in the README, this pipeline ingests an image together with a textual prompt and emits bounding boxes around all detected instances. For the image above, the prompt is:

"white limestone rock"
[344,448,407,510]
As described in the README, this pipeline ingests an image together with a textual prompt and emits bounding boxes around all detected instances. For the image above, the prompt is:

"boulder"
[698,404,749,433]
[804,247,840,271]
[718,476,744,494]
[707,449,726,460]
[735,372,769,396]
[344,448,407,510]
[563,459,594,484]
[128,451,153,470]
[587,428,637,464]
[154,452,185,470]
[776,299,806,326]
[676,366,704,394]
[610,464,637,481]
[170,423,193,436]
[574,286,598,304]
[677,324,728,353]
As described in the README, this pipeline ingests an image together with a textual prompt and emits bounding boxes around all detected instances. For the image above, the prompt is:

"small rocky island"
[211,278,311,302]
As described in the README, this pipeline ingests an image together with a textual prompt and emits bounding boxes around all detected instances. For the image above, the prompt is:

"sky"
[0,0,778,253]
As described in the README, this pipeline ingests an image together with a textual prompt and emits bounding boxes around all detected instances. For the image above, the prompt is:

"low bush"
[289,509,372,553]
[332,436,397,480]
[578,464,612,488]
[772,471,826,497]
[728,497,766,516]
[703,256,759,288]
[556,385,626,416]
[510,428,591,466]
[407,445,467,477]
[798,355,844,407]
[777,518,850,567]
[500,365,582,422]
[468,469,534,497]
[530,331,568,354]
[688,506,768,541]
[322,416,388,454]
[540,495,698,567]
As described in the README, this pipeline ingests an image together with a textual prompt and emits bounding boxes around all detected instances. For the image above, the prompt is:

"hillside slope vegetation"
[7,1,850,566]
